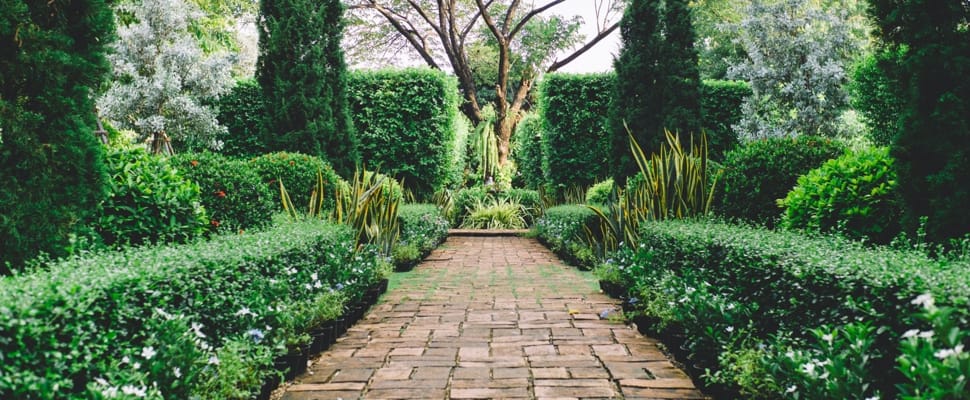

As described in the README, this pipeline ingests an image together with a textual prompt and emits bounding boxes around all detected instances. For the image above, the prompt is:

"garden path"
[279,234,706,399]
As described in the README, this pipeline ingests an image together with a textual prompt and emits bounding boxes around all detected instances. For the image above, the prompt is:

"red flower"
[210,219,220,227]
[215,190,226,198]
[190,160,199,167]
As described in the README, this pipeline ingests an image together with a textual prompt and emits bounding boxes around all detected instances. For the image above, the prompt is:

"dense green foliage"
[249,152,343,214]
[0,221,385,398]
[847,49,906,146]
[0,0,114,272]
[869,0,970,244]
[780,147,902,244]
[539,73,613,196]
[585,179,615,206]
[511,112,544,190]
[599,219,969,398]
[171,152,276,233]
[256,0,358,176]
[347,69,463,199]
[699,80,751,160]
[451,187,541,228]
[534,205,600,269]
[658,0,702,138]
[215,79,266,157]
[95,148,208,248]
[395,204,448,268]
[716,137,845,226]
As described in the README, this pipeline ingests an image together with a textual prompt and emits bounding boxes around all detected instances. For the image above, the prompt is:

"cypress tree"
[610,0,702,183]
[0,0,114,272]
[869,0,970,243]
[257,0,359,177]
[610,0,664,183]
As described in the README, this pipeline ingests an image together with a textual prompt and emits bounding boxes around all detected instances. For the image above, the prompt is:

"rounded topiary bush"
[779,146,901,244]
[97,147,208,247]
[716,137,845,226]
[249,152,343,213]
[171,152,276,233]
[586,178,615,206]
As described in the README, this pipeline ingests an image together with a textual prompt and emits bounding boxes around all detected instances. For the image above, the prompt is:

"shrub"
[394,204,449,269]
[539,73,614,197]
[585,179,615,206]
[171,152,276,233]
[460,197,527,230]
[700,80,750,160]
[0,220,386,398]
[451,187,541,227]
[716,136,845,226]
[780,146,902,244]
[610,219,970,397]
[847,50,906,147]
[0,0,113,272]
[347,69,463,200]
[534,205,600,269]
[95,147,208,247]
[511,112,544,190]
[215,78,266,157]
[249,152,343,213]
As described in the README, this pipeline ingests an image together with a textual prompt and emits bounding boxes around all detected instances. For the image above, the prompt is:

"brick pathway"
[280,235,706,399]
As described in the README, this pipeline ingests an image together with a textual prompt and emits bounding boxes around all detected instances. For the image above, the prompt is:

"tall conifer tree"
[660,0,702,137]
[0,0,114,272]
[257,0,359,177]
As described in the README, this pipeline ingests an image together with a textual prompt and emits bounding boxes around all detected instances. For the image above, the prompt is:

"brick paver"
[279,234,706,399]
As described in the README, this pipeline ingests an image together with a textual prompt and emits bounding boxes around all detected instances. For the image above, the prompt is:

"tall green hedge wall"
[346,68,463,199]
[215,78,265,157]
[536,73,748,194]
[540,73,615,196]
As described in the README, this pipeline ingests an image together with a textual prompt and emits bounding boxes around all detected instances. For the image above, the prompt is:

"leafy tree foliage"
[728,0,862,139]
[98,0,233,154]
[610,0,701,182]
[258,0,359,177]
[868,0,970,243]
[0,0,114,271]
[847,48,907,146]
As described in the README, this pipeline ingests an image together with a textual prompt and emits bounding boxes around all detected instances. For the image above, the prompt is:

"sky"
[550,1,622,73]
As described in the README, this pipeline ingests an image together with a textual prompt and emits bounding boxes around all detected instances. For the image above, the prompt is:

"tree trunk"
[494,115,514,167]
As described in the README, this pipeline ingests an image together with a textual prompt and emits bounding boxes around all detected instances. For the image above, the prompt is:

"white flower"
[865,396,880,400]
[726,326,735,333]
[173,367,182,378]
[902,329,920,338]
[133,362,141,370]
[918,330,934,339]
[311,272,319,281]
[934,344,965,359]
[208,356,220,365]
[822,333,834,344]
[102,386,120,397]
[911,293,934,309]
[95,377,110,387]
[801,362,815,375]
[314,281,323,289]
[121,356,130,364]
[154,308,173,320]
[121,384,147,397]
[235,307,256,317]
[786,385,797,393]
[141,346,156,360]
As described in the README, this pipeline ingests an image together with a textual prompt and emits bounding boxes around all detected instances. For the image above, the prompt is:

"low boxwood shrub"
[780,146,902,244]
[716,136,845,226]
[249,152,344,213]
[0,220,387,399]
[534,205,600,269]
[394,204,449,269]
[585,178,615,206]
[171,152,276,233]
[95,147,208,248]
[610,219,970,398]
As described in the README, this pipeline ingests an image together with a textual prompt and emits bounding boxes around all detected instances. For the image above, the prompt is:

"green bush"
[700,80,750,160]
[460,197,528,230]
[347,69,463,200]
[848,50,906,147]
[0,220,386,398]
[451,187,541,227]
[585,179,615,206]
[780,146,902,244]
[534,205,600,269]
[171,152,276,233]
[512,112,545,190]
[539,73,614,197]
[95,147,208,247]
[0,0,114,272]
[397,204,449,256]
[215,78,266,157]
[716,136,845,226]
[249,152,344,213]
[609,219,970,398]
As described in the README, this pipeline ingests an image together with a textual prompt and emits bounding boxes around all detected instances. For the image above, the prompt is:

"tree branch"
[546,21,619,72]
[509,0,566,38]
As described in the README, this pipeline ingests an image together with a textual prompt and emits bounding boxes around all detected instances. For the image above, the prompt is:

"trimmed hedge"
[716,136,846,226]
[249,152,344,214]
[171,152,277,233]
[534,205,600,269]
[605,219,970,397]
[0,220,386,398]
[700,80,750,160]
[347,69,463,200]
[539,73,614,197]
[394,204,449,270]
[511,112,544,190]
[215,78,265,157]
